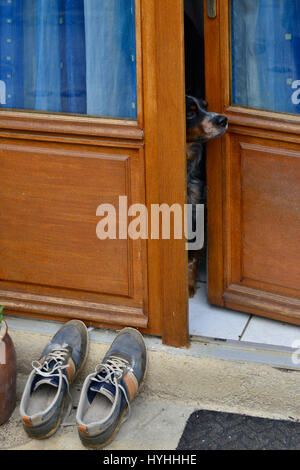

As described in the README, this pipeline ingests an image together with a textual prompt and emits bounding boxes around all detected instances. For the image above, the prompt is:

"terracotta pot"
[0,320,16,425]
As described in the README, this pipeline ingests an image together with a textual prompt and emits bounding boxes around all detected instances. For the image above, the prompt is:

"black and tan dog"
[186,95,228,297]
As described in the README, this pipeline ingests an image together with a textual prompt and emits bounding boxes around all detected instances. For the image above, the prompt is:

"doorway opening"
[184,1,254,343]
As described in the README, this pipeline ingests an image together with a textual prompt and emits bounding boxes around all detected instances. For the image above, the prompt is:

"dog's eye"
[202,100,208,109]
[187,111,196,120]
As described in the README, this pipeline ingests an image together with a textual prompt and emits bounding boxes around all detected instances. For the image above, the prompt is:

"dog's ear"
[185,95,194,108]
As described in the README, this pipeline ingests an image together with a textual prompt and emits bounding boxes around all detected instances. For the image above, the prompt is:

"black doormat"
[177,410,300,450]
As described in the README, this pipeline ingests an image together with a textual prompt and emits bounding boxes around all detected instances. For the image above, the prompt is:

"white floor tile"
[189,284,251,340]
[241,316,300,348]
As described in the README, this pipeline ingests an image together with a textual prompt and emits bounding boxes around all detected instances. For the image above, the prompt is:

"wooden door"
[205,1,300,324]
[0,1,189,347]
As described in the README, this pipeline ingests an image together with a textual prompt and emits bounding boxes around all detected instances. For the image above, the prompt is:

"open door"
[0,0,189,347]
[205,1,300,324]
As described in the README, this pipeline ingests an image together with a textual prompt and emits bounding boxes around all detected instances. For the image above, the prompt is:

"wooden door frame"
[142,0,189,347]
[204,0,300,323]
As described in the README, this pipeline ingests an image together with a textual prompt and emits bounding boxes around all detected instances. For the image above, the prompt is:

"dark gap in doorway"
[184,0,207,287]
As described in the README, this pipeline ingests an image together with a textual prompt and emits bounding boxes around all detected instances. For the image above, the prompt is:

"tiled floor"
[189,284,249,341]
[189,281,300,349]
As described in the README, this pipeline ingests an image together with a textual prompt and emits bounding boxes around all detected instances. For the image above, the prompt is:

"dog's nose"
[216,115,228,127]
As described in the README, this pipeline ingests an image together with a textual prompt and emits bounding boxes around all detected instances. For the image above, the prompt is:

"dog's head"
[186,95,228,143]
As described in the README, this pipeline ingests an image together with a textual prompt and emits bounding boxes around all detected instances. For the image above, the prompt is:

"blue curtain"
[0,0,137,118]
[84,0,136,117]
[0,0,24,108]
[232,0,300,115]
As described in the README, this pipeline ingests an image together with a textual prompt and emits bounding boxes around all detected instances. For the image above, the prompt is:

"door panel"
[0,138,147,328]
[240,143,300,291]
[205,0,300,324]
[227,136,300,295]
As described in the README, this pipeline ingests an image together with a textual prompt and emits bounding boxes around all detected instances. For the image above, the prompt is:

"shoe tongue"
[33,376,59,392]
[32,358,62,392]
[90,381,116,403]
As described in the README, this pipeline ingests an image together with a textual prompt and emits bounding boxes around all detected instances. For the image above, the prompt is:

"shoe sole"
[78,327,148,449]
[23,320,90,440]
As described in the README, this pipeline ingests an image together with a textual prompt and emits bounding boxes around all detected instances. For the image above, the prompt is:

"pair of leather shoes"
[20,320,147,448]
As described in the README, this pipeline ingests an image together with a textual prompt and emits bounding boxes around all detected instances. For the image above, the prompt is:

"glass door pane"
[231,0,300,115]
[0,0,137,119]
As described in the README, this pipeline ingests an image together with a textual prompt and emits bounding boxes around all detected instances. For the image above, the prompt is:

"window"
[0,0,137,119]
[231,0,300,115]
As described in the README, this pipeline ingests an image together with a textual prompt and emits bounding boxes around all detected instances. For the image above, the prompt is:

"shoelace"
[91,356,131,420]
[32,348,73,424]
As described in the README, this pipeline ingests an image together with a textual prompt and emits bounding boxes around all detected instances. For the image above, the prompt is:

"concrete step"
[1,321,300,450]
[2,373,193,450]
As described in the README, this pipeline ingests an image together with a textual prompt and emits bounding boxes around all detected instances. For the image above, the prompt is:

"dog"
[186,95,228,297]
